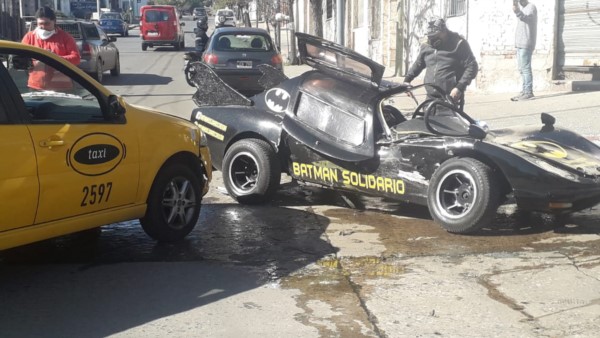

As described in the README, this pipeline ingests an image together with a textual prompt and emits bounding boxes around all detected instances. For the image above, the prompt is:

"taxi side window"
[4,51,105,124]
[0,91,7,122]
[0,56,9,122]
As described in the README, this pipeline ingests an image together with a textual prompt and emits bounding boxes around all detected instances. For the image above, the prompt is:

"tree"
[309,0,323,37]
[287,0,299,65]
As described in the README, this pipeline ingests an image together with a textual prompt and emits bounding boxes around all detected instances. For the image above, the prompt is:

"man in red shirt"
[21,6,80,90]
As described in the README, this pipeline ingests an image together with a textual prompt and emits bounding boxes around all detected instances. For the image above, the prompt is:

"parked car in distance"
[30,20,120,83]
[215,9,235,28]
[99,15,129,36]
[140,5,185,51]
[0,40,212,250]
[201,27,282,96]
[100,12,124,20]
[190,32,600,234]
[192,7,207,21]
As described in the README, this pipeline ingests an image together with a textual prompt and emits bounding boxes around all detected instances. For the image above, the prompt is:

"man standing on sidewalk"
[511,0,537,101]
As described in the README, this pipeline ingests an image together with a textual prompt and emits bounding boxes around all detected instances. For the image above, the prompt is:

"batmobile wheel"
[427,158,500,234]
[140,163,203,242]
[223,139,281,204]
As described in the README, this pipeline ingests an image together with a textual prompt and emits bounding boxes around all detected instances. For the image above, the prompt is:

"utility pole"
[275,0,281,51]
[255,0,259,28]
[335,0,344,45]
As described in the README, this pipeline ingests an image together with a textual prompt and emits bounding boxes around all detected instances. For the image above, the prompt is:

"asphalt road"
[1,17,600,338]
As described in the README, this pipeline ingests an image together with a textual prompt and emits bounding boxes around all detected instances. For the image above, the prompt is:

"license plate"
[148,31,158,37]
[237,61,252,69]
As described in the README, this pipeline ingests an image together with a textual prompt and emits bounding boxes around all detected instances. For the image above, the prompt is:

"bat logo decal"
[265,88,291,113]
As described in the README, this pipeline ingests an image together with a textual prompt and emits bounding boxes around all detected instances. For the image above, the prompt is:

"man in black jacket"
[403,18,478,109]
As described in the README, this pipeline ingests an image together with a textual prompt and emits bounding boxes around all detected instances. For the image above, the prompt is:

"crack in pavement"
[338,257,388,338]
[302,205,385,337]
[478,271,535,321]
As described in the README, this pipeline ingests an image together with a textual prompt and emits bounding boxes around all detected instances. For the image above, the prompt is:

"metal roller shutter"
[557,0,600,71]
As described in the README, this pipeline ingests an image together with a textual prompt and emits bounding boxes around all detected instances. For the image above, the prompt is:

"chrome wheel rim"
[435,169,477,219]
[228,151,260,195]
[160,176,197,229]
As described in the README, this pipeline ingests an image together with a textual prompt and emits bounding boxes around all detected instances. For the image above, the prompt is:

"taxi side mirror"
[107,95,126,121]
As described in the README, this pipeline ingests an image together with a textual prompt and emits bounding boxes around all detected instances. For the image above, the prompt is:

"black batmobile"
[189,33,600,234]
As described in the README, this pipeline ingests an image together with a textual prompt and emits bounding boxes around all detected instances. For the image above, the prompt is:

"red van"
[140,5,185,51]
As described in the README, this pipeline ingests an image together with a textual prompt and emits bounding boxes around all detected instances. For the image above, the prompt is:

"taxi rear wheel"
[140,163,202,242]
[223,139,281,204]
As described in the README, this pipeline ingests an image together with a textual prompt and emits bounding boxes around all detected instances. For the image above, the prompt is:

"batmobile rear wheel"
[427,158,500,233]
[223,139,281,204]
[140,163,202,242]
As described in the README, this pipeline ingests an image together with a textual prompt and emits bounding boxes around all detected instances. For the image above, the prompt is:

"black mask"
[428,36,443,48]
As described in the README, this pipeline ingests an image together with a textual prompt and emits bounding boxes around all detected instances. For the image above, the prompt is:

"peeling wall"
[467,0,556,93]
[294,0,557,93]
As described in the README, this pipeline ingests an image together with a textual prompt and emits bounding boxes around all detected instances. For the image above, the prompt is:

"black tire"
[180,39,185,49]
[91,59,103,83]
[142,43,148,51]
[185,63,195,87]
[174,42,181,51]
[222,139,281,204]
[110,55,120,76]
[427,158,501,233]
[140,163,203,242]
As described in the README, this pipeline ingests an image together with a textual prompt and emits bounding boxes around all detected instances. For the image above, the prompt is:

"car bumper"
[213,69,262,91]
[142,39,178,45]
[103,28,124,34]
[514,175,600,213]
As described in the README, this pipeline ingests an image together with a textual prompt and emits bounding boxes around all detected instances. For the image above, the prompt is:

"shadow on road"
[0,203,335,337]
[270,182,600,238]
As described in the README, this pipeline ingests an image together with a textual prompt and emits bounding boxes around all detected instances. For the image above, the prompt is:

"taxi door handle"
[40,139,65,148]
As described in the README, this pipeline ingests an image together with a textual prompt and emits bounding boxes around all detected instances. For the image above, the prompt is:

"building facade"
[294,0,600,93]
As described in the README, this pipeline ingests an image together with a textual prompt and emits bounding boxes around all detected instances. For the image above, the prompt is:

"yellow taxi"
[0,40,211,250]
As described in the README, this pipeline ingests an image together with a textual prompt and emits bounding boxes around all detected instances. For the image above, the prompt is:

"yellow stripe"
[197,114,228,132]
[195,123,224,141]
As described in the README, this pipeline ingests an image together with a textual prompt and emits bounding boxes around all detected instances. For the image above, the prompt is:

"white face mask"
[36,27,56,40]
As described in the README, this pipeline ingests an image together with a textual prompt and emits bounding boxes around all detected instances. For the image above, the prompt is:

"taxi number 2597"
[81,182,113,207]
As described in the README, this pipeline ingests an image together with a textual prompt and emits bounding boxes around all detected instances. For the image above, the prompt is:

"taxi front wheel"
[140,163,202,242]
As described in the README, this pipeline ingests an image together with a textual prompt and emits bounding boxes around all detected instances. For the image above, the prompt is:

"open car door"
[282,33,387,162]
[296,32,385,88]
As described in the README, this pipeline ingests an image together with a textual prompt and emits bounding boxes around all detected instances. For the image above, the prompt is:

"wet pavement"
[1,173,600,337]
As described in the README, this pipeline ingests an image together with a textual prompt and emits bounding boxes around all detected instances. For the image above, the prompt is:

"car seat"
[250,37,263,49]
[217,37,231,50]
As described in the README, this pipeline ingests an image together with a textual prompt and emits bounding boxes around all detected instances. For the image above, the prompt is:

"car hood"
[491,125,600,177]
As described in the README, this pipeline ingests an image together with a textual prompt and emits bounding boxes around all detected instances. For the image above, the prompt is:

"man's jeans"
[517,48,533,94]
